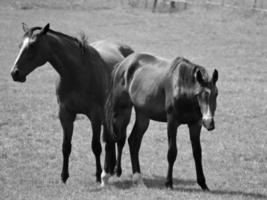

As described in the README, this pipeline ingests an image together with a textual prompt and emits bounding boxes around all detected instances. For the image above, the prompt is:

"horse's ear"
[196,70,205,86]
[212,69,218,84]
[22,23,29,33]
[39,23,50,35]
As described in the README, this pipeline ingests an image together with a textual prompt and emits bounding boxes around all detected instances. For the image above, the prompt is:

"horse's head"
[196,69,218,131]
[11,23,50,82]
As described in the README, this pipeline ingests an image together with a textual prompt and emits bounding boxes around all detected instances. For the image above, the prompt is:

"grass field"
[1,1,267,200]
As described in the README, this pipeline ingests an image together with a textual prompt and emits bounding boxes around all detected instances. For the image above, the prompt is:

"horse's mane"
[168,56,209,98]
[25,27,99,57]
[25,27,79,43]
[169,57,209,84]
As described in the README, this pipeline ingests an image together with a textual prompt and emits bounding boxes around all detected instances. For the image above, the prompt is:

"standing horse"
[10,23,134,183]
[104,53,218,190]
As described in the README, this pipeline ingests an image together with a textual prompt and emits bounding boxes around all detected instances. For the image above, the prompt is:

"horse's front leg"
[165,114,178,189]
[188,122,209,191]
[115,107,132,177]
[90,120,102,183]
[59,107,76,183]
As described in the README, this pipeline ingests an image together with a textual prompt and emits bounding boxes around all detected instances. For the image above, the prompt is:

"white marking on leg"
[101,170,111,187]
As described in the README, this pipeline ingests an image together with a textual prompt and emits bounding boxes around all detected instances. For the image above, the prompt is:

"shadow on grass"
[172,187,267,199]
[112,175,195,190]
[112,175,267,199]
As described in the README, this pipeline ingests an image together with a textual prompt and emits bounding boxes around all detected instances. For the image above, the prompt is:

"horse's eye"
[198,90,209,102]
[204,91,210,100]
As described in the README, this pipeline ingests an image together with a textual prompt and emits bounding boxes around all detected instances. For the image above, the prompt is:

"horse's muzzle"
[11,68,26,82]
[203,118,215,131]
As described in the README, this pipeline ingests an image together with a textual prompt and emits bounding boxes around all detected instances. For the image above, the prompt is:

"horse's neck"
[47,33,109,93]
[46,34,82,80]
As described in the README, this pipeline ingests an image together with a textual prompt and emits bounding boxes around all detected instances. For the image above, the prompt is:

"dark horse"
[104,52,218,190]
[10,23,134,183]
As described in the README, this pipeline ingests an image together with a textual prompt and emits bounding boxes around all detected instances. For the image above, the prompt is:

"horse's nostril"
[11,68,26,82]
[14,70,19,77]
[203,118,215,131]
[11,69,20,78]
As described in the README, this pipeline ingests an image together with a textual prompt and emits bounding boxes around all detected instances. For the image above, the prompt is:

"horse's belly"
[134,104,167,122]
[148,111,167,122]
[58,92,99,116]
[131,90,167,122]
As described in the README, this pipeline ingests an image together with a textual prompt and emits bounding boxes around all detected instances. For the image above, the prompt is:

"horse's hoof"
[201,185,210,191]
[101,170,111,187]
[165,181,173,189]
[61,173,69,183]
[96,171,102,183]
[198,182,210,191]
[100,181,106,187]
[96,176,101,183]
[110,170,115,176]
[116,170,122,177]
[132,173,144,185]
[115,166,122,177]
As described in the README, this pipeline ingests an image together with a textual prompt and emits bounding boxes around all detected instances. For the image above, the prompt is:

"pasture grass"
[1,1,267,200]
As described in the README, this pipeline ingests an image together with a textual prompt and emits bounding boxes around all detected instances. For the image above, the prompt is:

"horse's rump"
[91,40,134,69]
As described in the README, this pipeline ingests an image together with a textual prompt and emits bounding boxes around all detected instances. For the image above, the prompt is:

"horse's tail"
[103,63,119,142]
[119,44,134,58]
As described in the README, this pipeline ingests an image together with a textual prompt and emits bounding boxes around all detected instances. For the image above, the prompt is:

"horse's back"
[118,52,170,85]
[130,52,170,68]
[91,40,134,69]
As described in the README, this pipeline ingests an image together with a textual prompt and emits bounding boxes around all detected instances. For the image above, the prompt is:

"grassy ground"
[1,1,267,200]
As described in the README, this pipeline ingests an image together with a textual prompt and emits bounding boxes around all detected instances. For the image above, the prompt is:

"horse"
[10,23,134,184]
[103,52,218,190]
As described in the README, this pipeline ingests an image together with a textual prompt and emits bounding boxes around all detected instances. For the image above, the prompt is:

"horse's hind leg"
[188,123,209,191]
[115,137,126,177]
[128,110,149,185]
[59,107,76,183]
[115,107,132,177]
[165,114,179,189]
[90,119,102,183]
[101,126,116,187]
